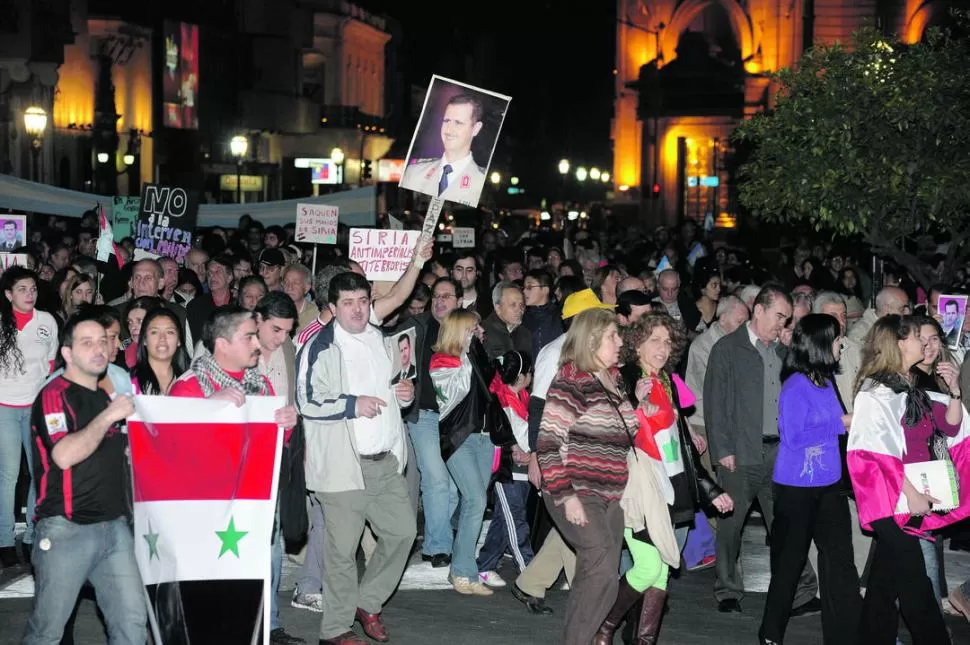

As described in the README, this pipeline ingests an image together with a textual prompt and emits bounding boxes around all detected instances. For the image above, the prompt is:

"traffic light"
[362,160,373,181]
[652,183,661,199]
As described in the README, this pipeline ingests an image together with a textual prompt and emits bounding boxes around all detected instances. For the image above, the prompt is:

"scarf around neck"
[190,348,272,398]
[870,370,932,429]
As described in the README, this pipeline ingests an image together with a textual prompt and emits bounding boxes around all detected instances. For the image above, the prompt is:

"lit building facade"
[613,0,960,227]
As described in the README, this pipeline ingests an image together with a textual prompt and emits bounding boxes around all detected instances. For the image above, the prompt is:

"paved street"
[3,522,970,644]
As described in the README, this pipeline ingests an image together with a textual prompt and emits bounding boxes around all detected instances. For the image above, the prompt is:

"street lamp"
[23,106,47,182]
[576,167,588,182]
[96,152,110,164]
[230,135,249,204]
[558,159,570,175]
[601,172,611,183]
[510,176,519,186]
[490,171,501,185]
[123,153,135,166]
[330,146,345,187]
[589,167,601,181]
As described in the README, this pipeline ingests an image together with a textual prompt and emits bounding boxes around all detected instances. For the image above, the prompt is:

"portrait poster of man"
[388,329,417,385]
[939,294,968,348]
[0,215,26,252]
[398,76,511,208]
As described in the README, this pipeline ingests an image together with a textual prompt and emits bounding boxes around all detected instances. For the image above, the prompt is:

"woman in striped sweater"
[537,308,640,645]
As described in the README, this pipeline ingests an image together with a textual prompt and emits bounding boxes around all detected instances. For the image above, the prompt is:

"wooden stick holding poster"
[399,75,511,231]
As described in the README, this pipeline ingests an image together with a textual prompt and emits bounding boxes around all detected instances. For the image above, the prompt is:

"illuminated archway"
[662,0,754,65]
[904,0,942,44]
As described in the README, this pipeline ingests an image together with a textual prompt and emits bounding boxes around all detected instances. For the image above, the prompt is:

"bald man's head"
[875,286,910,317]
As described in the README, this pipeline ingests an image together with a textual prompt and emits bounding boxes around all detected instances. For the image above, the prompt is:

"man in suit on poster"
[391,333,417,385]
[400,93,488,206]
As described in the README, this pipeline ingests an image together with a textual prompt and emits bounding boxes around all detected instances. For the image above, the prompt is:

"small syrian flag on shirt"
[128,395,285,645]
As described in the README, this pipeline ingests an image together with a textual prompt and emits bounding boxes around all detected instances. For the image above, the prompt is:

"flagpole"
[311,244,318,280]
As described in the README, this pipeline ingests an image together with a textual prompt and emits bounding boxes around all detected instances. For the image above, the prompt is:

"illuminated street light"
[96,152,110,164]
[23,106,47,182]
[576,167,588,182]
[558,159,570,175]
[510,176,519,186]
[540,211,551,221]
[490,171,501,185]
[589,167,601,181]
[123,153,135,166]
[330,147,345,166]
[230,135,249,204]
[601,172,611,183]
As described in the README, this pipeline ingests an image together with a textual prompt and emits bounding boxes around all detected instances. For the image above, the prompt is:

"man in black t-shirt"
[23,311,146,645]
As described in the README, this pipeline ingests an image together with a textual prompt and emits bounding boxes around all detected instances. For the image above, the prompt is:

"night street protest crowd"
[4,212,970,645]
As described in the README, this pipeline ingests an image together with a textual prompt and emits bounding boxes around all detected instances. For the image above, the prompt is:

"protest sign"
[387,329,417,386]
[0,214,26,252]
[112,197,140,242]
[0,253,28,270]
[452,227,475,248]
[348,228,421,281]
[135,184,199,263]
[295,203,338,245]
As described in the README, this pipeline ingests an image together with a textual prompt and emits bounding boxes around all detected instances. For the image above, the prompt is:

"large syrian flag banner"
[128,395,285,645]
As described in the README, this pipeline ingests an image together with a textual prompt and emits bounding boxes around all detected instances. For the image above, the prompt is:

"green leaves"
[735,26,970,285]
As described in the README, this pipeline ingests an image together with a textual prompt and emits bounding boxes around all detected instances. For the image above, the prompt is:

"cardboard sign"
[398,75,512,209]
[0,253,28,270]
[112,197,140,242]
[295,203,338,245]
[0,215,26,252]
[452,227,475,248]
[348,228,421,282]
[135,184,199,263]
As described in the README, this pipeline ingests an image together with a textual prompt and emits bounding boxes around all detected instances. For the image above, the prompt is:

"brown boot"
[635,587,667,645]
[593,577,642,645]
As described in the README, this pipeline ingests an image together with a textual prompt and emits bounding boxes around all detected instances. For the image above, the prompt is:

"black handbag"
[469,348,516,447]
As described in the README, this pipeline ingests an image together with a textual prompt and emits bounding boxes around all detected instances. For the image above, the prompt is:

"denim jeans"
[0,405,34,547]
[919,534,945,604]
[271,514,282,631]
[445,433,493,579]
[23,516,147,645]
[297,494,325,593]
[477,479,534,574]
[408,410,458,555]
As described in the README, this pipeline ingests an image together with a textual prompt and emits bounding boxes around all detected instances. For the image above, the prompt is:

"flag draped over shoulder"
[128,395,285,645]
[848,385,970,533]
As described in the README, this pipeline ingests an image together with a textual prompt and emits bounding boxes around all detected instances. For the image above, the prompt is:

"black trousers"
[861,518,950,645]
[761,482,861,644]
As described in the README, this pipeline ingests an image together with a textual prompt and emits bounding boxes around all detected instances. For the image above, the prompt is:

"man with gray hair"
[282,263,319,335]
[653,269,682,320]
[738,284,762,311]
[482,281,531,360]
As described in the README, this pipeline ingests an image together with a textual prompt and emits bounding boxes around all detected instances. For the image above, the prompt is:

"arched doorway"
[662,0,754,66]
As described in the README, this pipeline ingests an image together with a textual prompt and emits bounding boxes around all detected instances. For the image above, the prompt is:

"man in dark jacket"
[482,282,532,361]
[521,269,561,359]
[704,284,819,615]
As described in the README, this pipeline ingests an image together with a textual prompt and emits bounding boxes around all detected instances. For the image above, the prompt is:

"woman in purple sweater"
[759,314,862,645]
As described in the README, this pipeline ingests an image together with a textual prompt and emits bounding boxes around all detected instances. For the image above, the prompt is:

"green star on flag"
[143,523,160,561]
[662,435,679,462]
[216,517,248,558]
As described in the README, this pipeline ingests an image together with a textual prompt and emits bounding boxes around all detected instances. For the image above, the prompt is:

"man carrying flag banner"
[130,304,300,645]
[128,394,285,645]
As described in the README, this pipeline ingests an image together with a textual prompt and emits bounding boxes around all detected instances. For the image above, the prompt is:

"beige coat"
[620,447,680,567]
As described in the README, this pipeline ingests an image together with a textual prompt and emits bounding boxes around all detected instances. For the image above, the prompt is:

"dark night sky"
[363,1,617,197]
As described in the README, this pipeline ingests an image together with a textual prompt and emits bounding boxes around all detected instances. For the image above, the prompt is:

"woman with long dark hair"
[0,267,59,567]
[131,307,189,395]
[759,313,861,645]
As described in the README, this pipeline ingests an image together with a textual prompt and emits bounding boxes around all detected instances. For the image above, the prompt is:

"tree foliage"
[734,25,970,288]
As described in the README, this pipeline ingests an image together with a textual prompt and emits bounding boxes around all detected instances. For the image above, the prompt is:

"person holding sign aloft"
[848,314,970,645]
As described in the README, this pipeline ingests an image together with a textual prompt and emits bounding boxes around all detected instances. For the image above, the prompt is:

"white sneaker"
[290,588,324,612]
[449,574,494,596]
[479,571,507,588]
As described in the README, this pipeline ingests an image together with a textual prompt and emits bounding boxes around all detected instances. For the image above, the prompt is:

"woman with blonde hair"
[848,314,970,644]
[537,308,639,645]
[58,272,95,324]
[430,309,496,596]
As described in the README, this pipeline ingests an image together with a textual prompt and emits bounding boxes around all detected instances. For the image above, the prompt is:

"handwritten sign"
[135,184,199,263]
[348,228,421,282]
[452,227,475,248]
[0,253,28,270]
[295,203,338,245]
[112,196,140,242]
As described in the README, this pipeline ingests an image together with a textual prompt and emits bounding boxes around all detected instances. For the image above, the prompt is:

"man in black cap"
[258,248,286,292]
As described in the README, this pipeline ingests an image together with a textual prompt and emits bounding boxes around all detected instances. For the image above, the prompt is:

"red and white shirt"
[1,309,58,407]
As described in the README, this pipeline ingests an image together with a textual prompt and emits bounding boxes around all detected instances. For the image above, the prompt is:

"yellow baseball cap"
[562,288,614,320]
